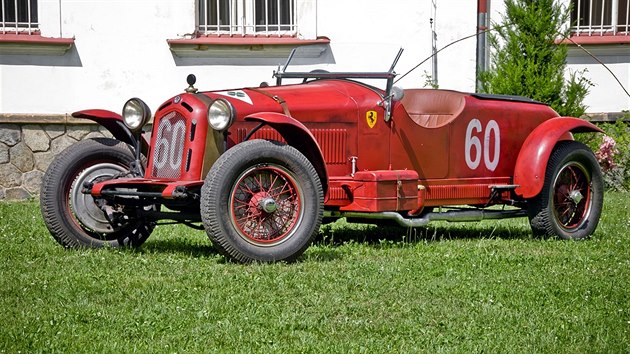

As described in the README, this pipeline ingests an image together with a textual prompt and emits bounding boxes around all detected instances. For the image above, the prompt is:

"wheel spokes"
[553,164,591,229]
[230,166,301,244]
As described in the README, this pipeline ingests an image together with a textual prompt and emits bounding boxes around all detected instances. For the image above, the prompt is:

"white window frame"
[571,0,629,35]
[198,0,297,36]
[1,0,38,34]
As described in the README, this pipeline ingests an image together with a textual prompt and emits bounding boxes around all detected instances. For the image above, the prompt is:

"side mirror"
[382,86,405,122]
[391,86,405,102]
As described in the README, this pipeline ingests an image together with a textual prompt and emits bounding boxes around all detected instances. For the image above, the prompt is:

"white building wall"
[0,0,628,115]
[0,0,480,116]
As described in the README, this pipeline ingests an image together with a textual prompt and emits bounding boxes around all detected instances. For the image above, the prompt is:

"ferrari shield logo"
[366,111,377,128]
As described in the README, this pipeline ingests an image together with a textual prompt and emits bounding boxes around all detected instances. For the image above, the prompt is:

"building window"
[571,0,629,35]
[0,0,38,34]
[198,0,296,36]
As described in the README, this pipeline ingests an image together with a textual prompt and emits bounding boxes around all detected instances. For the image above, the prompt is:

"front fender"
[72,109,148,154]
[514,117,603,198]
[244,112,328,193]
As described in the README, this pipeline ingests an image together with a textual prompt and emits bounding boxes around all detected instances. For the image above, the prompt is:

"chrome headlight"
[122,98,151,133]
[208,99,235,131]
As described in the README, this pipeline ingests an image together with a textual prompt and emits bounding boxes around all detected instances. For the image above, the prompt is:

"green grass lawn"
[1,193,628,353]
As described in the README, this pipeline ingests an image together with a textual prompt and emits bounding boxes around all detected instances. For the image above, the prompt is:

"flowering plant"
[595,135,618,171]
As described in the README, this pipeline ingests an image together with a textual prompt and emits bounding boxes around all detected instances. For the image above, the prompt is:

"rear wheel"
[201,140,323,263]
[527,141,603,240]
[40,138,155,248]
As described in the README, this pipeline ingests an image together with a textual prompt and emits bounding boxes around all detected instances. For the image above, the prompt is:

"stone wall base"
[0,119,112,200]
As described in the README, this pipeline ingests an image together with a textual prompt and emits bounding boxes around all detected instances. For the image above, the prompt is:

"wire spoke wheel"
[552,162,591,231]
[231,165,303,245]
[201,139,323,263]
[528,141,603,240]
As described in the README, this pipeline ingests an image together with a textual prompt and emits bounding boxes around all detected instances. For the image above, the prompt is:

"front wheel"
[40,138,155,248]
[201,140,324,263]
[527,141,603,240]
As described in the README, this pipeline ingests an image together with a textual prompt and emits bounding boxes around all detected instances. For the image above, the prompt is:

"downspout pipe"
[475,0,489,92]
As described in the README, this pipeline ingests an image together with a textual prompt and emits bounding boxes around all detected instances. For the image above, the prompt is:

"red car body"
[41,55,604,263]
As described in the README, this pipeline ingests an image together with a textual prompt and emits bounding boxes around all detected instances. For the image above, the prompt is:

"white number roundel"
[483,120,500,171]
[465,119,500,171]
[154,119,186,170]
[465,119,483,170]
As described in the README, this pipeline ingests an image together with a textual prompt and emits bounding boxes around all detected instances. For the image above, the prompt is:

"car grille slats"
[151,111,187,179]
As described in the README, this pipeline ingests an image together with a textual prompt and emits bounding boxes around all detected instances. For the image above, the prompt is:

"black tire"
[201,140,324,263]
[40,138,154,248]
[527,141,603,240]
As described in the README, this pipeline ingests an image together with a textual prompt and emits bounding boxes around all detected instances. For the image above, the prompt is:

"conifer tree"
[478,0,591,117]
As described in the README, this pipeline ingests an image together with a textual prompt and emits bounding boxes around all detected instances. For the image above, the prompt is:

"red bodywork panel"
[514,117,603,198]
[72,109,149,152]
[339,170,420,212]
[89,79,601,212]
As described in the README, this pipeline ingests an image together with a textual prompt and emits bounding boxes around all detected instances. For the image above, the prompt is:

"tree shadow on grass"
[140,235,220,259]
[133,219,534,262]
[302,219,535,261]
[314,219,534,247]
[141,238,219,258]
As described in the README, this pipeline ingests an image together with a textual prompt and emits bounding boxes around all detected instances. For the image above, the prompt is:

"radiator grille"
[236,127,347,165]
[151,111,187,179]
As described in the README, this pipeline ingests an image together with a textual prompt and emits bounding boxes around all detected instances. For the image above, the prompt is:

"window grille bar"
[203,0,208,33]
[266,0,270,33]
[599,0,606,33]
[622,0,629,34]
[626,0,629,33]
[1,0,5,34]
[577,0,582,31]
[198,0,296,36]
[290,0,294,32]
[586,1,593,36]
[276,0,280,33]
[216,0,220,32]
[571,0,630,35]
[1,0,39,34]
[14,0,19,34]
[27,0,32,33]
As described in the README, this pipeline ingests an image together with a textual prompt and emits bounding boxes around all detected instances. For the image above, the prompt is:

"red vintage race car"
[40,50,604,263]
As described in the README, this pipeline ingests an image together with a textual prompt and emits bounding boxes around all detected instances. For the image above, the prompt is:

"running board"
[325,208,527,228]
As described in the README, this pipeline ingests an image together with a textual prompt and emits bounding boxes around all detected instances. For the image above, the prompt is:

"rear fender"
[72,109,149,155]
[514,117,603,198]
[244,112,328,193]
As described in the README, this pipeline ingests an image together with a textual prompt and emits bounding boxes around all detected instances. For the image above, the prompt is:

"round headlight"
[208,99,235,131]
[122,98,151,133]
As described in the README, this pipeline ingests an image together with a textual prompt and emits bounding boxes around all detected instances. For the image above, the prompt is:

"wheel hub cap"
[569,190,584,205]
[259,197,278,213]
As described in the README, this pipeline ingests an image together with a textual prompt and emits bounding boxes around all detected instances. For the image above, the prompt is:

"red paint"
[167,36,330,47]
[145,93,211,181]
[477,0,488,14]
[0,33,74,45]
[340,170,419,212]
[562,34,630,45]
[84,77,602,214]
[514,117,602,198]
[72,109,148,151]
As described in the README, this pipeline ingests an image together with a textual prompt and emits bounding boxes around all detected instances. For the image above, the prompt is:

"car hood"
[202,80,384,124]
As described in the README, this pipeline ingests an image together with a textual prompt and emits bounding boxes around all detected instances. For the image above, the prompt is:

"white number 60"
[465,119,500,171]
